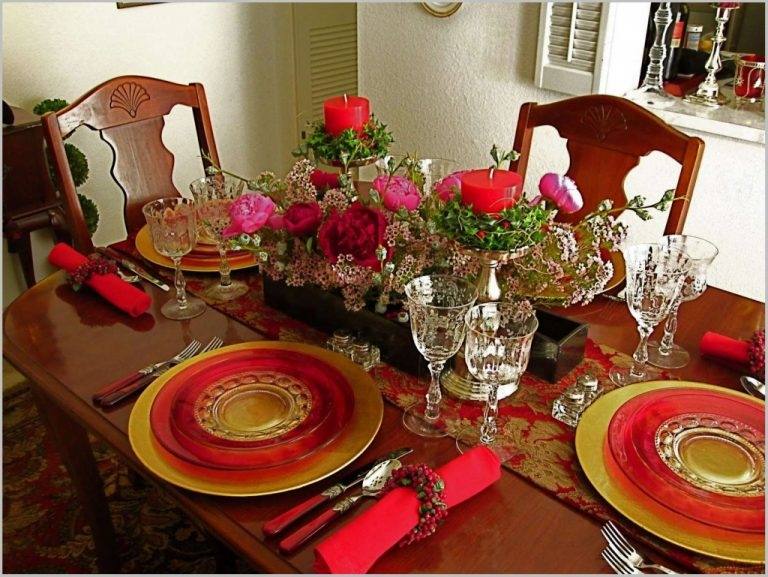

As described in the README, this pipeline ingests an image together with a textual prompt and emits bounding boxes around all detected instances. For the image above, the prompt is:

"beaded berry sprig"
[748,329,765,378]
[67,254,118,291]
[381,463,447,546]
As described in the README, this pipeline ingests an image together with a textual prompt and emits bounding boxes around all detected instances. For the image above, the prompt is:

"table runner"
[111,239,763,573]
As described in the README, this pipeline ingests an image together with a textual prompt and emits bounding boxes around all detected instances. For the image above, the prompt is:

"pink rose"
[318,203,388,270]
[372,175,421,212]
[283,202,323,236]
[222,192,276,237]
[531,173,583,214]
[435,171,466,202]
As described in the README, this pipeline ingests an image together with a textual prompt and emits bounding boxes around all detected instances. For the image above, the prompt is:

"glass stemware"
[647,235,718,369]
[142,198,206,320]
[609,244,690,386]
[189,174,248,302]
[403,275,478,438]
[456,303,538,459]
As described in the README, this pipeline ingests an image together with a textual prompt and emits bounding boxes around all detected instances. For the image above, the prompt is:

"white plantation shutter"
[308,22,358,119]
[535,2,652,96]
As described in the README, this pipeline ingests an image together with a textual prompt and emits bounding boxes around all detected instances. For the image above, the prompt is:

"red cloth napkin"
[314,446,501,574]
[48,243,151,317]
[700,331,751,370]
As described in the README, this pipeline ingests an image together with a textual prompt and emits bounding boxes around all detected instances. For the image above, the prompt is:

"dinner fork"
[97,338,223,407]
[602,522,677,574]
[603,547,644,574]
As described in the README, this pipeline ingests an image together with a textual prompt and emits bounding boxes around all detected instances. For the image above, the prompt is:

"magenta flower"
[373,175,422,212]
[531,173,584,214]
[267,213,285,231]
[435,171,466,202]
[222,192,276,237]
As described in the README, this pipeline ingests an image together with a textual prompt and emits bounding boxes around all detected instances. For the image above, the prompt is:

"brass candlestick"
[684,5,739,108]
[441,246,531,402]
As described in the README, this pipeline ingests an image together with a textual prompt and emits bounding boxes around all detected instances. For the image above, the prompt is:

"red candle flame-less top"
[323,95,370,137]
[459,168,523,214]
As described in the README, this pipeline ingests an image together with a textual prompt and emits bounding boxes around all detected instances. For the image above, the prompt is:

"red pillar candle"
[323,95,371,136]
[459,168,523,214]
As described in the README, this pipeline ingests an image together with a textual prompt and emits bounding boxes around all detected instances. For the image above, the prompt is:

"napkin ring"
[67,254,118,291]
[382,463,447,546]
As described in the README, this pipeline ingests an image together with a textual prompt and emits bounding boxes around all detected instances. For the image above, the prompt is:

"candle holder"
[628,3,676,109]
[733,55,765,104]
[684,5,740,108]
[441,246,532,402]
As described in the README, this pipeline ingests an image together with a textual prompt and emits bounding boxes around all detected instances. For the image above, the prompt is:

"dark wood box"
[263,278,587,383]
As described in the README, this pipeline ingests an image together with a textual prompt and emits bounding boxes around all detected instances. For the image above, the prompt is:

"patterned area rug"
[2,385,251,573]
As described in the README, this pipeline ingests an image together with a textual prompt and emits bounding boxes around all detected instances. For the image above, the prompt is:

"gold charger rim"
[135,225,258,273]
[575,380,765,564]
[128,341,384,496]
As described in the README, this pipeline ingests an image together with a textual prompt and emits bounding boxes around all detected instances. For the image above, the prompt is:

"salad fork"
[602,522,677,574]
[603,547,644,574]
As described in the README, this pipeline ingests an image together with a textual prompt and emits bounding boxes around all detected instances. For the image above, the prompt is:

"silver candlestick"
[684,5,739,108]
[628,3,675,109]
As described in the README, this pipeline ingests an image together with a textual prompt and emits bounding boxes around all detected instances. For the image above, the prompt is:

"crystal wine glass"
[189,174,248,301]
[609,244,690,386]
[142,198,206,320]
[403,275,478,438]
[647,235,718,369]
[456,303,538,459]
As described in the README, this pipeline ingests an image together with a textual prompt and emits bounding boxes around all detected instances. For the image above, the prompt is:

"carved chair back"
[510,95,704,234]
[42,75,220,252]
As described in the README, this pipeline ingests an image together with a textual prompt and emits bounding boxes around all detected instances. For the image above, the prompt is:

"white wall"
[2,1,297,307]
[358,2,765,302]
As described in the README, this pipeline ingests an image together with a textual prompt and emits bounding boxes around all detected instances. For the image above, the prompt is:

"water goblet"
[403,275,478,438]
[142,198,206,320]
[456,303,538,459]
[609,244,690,386]
[189,174,248,301]
[647,235,718,369]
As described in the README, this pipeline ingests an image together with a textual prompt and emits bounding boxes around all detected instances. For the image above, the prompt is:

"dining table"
[3,262,764,573]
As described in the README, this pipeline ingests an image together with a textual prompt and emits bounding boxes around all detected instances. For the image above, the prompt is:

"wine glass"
[189,174,248,301]
[403,275,478,438]
[456,303,538,458]
[647,235,718,369]
[375,156,458,197]
[142,198,206,320]
[609,244,690,386]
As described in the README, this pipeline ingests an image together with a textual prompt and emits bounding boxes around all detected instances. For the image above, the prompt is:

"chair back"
[510,95,704,234]
[42,75,220,252]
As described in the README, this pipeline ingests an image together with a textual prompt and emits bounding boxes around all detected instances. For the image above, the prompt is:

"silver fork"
[603,522,677,574]
[140,340,203,377]
[603,547,643,574]
[149,337,224,378]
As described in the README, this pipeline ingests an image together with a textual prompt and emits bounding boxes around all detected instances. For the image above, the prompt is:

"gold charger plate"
[128,341,384,496]
[135,225,258,273]
[575,380,765,564]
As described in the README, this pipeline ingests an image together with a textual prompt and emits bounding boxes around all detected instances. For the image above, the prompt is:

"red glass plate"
[150,348,354,470]
[609,388,764,533]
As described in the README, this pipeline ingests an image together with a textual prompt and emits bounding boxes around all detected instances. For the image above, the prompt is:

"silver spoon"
[740,375,765,400]
[278,458,402,553]
[116,269,140,283]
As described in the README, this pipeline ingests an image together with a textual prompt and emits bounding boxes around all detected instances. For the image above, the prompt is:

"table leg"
[30,388,121,573]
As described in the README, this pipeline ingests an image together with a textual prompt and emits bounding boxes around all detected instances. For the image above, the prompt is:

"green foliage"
[432,194,552,251]
[32,98,68,115]
[293,115,394,167]
[489,144,519,168]
[77,193,99,236]
[65,143,89,187]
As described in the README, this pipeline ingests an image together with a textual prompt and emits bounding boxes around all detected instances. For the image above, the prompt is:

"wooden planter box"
[263,278,587,383]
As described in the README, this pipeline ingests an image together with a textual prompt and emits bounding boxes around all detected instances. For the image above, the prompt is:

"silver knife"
[96,247,170,291]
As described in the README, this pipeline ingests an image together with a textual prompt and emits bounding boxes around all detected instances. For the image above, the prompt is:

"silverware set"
[263,448,412,554]
[602,521,677,574]
[93,336,224,407]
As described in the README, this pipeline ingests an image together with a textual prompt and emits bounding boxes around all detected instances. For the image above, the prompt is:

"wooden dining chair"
[42,75,220,252]
[510,95,704,234]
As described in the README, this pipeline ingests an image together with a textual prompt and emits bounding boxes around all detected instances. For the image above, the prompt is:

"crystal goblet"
[374,156,458,197]
[403,275,478,438]
[142,198,206,320]
[647,235,718,369]
[456,303,538,459]
[609,244,690,386]
[189,174,248,302]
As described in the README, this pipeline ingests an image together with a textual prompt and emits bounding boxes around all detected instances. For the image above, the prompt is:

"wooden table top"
[3,271,764,573]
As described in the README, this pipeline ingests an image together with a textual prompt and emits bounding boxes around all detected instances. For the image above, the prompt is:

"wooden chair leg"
[30,387,121,573]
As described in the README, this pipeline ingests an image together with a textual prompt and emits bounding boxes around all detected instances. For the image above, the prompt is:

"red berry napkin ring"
[749,329,765,377]
[67,254,118,291]
[381,463,447,546]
